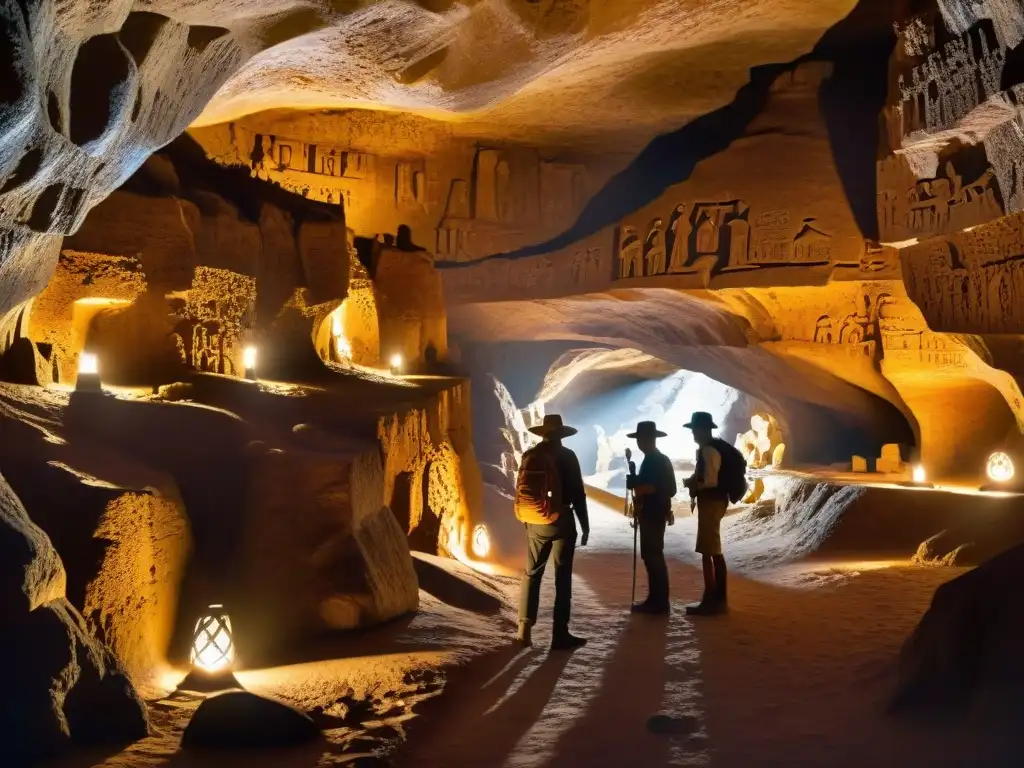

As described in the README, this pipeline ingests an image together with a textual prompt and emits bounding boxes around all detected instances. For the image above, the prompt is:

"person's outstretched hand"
[580,530,590,547]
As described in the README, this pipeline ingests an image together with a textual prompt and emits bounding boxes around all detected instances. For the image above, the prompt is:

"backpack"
[514,445,563,525]
[710,437,748,504]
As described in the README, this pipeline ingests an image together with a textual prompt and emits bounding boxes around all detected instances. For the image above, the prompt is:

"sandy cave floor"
[43,493,1018,768]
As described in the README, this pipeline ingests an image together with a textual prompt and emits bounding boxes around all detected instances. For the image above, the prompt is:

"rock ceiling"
[182,0,861,150]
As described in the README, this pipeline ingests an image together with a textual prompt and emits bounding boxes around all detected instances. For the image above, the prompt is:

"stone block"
[851,456,867,473]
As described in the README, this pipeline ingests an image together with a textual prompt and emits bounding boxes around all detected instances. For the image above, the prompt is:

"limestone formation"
[0,470,65,616]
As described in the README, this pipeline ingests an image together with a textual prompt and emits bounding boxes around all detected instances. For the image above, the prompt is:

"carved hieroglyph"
[902,207,1024,334]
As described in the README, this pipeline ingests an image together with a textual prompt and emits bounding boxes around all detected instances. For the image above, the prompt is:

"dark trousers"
[518,516,577,634]
[639,510,669,607]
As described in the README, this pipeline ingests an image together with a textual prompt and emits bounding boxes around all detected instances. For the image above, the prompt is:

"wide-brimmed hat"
[683,411,718,430]
[528,414,578,438]
[627,421,667,439]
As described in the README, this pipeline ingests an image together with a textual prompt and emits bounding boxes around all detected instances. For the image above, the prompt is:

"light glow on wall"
[987,452,1015,483]
[471,524,492,558]
[78,352,98,375]
[331,306,352,360]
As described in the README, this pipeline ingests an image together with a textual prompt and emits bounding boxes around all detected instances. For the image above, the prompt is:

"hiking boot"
[550,632,587,652]
[515,621,532,647]
[685,600,726,617]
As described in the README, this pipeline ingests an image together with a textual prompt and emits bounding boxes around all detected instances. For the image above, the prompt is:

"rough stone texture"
[379,381,475,557]
[374,247,448,368]
[237,447,417,651]
[0,334,51,384]
[0,0,247,333]
[0,470,65,617]
[893,543,1024,714]
[183,690,319,750]
[189,2,861,152]
[2,597,149,762]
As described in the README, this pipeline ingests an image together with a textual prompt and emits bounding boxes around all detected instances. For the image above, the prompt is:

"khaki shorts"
[695,496,728,555]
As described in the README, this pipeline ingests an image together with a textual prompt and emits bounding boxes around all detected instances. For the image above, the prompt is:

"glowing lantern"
[331,308,352,360]
[190,605,235,674]
[471,524,491,558]
[78,352,98,374]
[987,452,1015,483]
[912,465,926,484]
[243,346,257,380]
[75,352,102,392]
[390,353,403,375]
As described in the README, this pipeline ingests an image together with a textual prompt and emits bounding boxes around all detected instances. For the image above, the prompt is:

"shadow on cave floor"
[440,0,899,267]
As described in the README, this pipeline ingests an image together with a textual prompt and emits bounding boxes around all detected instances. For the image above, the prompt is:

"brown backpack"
[514,445,563,525]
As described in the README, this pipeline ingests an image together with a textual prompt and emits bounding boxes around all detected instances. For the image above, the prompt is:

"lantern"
[987,452,1015,483]
[912,465,926,484]
[243,346,257,380]
[75,352,102,392]
[390,353,403,375]
[190,605,235,674]
[78,352,98,374]
[471,524,491,558]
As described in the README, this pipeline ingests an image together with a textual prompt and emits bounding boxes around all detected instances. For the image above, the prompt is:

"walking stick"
[626,448,639,607]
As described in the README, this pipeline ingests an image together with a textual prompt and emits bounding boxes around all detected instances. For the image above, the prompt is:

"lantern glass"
[987,452,1015,483]
[243,346,257,371]
[78,352,98,375]
[912,464,926,484]
[471,524,491,558]
[190,605,235,673]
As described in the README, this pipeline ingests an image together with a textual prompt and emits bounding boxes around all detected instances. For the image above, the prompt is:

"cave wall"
[191,111,623,266]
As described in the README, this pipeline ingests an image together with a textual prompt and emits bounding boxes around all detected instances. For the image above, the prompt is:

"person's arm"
[569,452,590,542]
[633,457,657,494]
[696,446,721,491]
[665,455,678,498]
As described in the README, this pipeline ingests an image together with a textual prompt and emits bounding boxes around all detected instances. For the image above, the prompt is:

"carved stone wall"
[443,63,902,306]
[191,111,616,268]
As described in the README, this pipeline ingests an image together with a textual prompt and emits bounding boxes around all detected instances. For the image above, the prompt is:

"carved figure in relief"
[792,218,832,263]
[617,226,643,278]
[667,204,690,272]
[572,251,585,284]
[644,218,666,275]
[814,315,835,344]
[689,201,749,270]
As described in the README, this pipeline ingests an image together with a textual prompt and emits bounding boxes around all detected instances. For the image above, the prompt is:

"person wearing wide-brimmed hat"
[514,414,590,651]
[625,421,677,614]
[683,411,729,616]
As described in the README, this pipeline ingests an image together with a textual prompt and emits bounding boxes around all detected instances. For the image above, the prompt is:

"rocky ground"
[40,485,1024,767]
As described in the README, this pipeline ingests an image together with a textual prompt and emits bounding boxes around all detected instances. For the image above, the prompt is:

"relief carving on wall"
[877,155,1004,243]
[903,208,1024,334]
[614,199,845,281]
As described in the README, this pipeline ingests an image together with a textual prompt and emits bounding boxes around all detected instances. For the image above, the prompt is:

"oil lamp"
[243,346,257,381]
[390,353,403,375]
[986,452,1014,484]
[75,351,102,392]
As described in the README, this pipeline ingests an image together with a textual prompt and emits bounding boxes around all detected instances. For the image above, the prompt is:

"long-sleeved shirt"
[636,449,677,517]
[545,442,590,533]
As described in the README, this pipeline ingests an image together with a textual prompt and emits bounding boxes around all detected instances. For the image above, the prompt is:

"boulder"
[892,544,1024,714]
[4,459,191,684]
[182,690,319,750]
[1,598,148,762]
[0,336,51,385]
[237,449,418,654]
[0,472,65,617]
